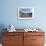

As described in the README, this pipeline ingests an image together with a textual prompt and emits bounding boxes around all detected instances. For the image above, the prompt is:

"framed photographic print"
[18,7,34,19]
